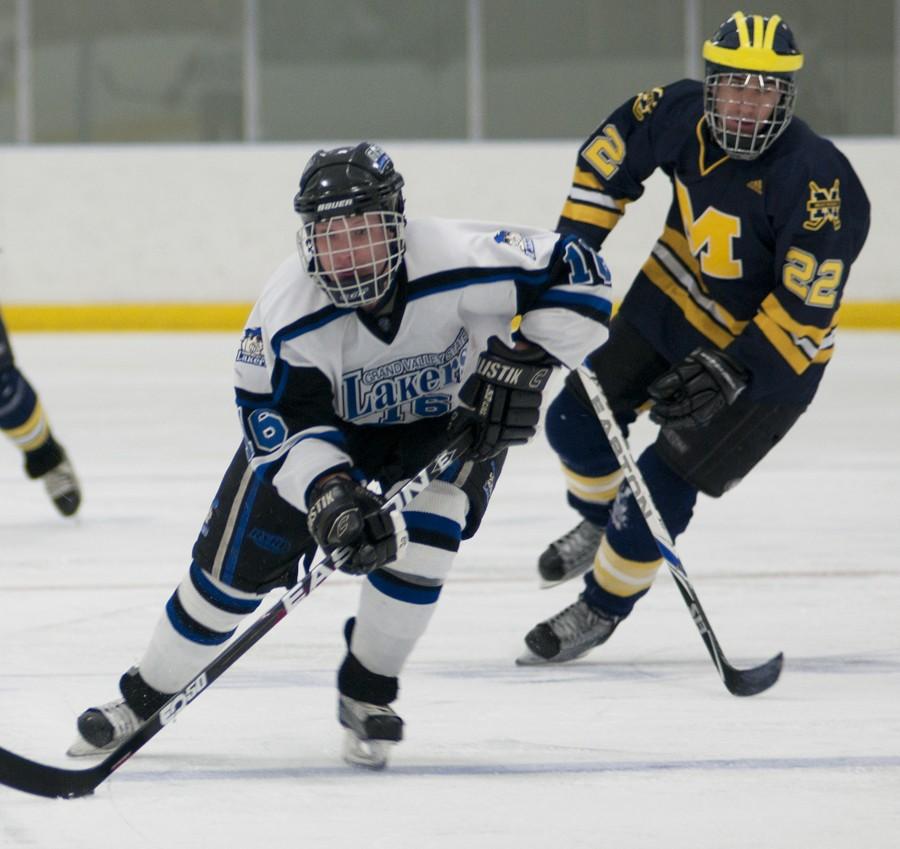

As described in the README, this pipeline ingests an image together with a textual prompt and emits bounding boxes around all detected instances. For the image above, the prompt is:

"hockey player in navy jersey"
[1,311,81,516]
[518,11,870,664]
[68,142,612,768]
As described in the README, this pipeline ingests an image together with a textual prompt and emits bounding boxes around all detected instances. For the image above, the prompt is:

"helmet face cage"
[704,70,796,160]
[294,143,406,308]
[299,210,406,308]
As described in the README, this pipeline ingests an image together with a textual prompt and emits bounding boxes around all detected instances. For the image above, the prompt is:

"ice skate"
[67,698,141,757]
[39,456,81,517]
[338,694,404,770]
[538,519,603,587]
[516,597,621,665]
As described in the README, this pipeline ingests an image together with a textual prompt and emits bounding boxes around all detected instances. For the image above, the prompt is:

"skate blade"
[515,648,554,666]
[66,735,112,758]
[538,563,593,590]
[515,645,594,666]
[342,730,394,770]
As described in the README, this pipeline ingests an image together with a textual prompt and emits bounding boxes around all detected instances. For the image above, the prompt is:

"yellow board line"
[3,303,254,332]
[3,301,900,332]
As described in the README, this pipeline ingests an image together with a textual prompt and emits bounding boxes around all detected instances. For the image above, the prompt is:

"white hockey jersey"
[233,217,612,511]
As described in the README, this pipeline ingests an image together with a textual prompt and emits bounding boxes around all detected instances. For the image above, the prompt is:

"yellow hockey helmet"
[702,11,804,159]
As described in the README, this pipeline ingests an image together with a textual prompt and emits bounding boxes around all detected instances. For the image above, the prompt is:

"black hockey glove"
[451,336,556,461]
[307,477,407,575]
[648,347,749,430]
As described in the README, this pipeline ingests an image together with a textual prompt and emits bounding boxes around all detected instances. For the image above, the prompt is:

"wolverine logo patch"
[632,87,664,121]
[803,179,841,232]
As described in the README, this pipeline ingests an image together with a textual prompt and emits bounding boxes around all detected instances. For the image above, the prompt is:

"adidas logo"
[746,179,763,195]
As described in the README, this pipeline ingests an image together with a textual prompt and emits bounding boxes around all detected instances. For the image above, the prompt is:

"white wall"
[0,139,893,304]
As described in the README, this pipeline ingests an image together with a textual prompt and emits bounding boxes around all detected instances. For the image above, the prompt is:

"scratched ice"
[1,332,898,849]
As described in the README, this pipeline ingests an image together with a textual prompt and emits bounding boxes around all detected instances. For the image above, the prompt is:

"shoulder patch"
[632,86,664,121]
[494,229,536,260]
[803,179,841,232]
[236,327,266,367]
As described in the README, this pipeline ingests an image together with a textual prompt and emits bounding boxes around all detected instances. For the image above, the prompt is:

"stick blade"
[0,746,106,799]
[723,651,784,697]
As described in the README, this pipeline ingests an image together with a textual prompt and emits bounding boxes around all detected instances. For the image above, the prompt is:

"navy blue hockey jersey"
[558,79,870,403]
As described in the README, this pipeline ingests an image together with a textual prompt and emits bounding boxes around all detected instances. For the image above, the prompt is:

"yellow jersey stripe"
[573,166,605,191]
[753,311,814,373]
[652,238,746,334]
[761,293,837,345]
[642,256,737,348]
[572,168,628,211]
[560,200,620,231]
[660,226,702,284]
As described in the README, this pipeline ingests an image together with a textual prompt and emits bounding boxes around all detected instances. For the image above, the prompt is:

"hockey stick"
[0,430,473,799]
[576,366,783,697]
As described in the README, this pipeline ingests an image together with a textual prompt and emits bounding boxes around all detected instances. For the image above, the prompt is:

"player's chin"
[723,118,754,134]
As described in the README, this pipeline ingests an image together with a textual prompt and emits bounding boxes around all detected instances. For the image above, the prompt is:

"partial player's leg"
[69,445,312,755]
[521,443,697,664]
[337,453,503,768]
[521,392,807,665]
[0,313,81,516]
[338,477,469,768]
[538,316,670,586]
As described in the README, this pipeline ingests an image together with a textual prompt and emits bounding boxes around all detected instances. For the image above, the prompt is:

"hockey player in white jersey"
[68,142,612,769]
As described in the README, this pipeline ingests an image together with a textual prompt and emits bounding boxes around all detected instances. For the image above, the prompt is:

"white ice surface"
[0,331,898,848]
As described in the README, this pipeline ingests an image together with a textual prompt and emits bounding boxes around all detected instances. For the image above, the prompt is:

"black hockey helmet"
[294,143,406,308]
[294,142,405,221]
[702,11,804,159]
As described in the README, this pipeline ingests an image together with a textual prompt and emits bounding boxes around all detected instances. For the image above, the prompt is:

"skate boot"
[68,667,169,756]
[338,694,404,770]
[538,519,604,587]
[516,597,621,665]
[67,698,142,757]
[40,456,81,517]
[24,437,81,517]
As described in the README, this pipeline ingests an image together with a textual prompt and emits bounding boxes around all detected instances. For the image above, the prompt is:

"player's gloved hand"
[648,347,749,429]
[307,476,407,575]
[451,336,556,461]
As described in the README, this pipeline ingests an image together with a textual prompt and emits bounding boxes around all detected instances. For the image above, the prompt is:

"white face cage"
[703,72,796,160]
[298,210,406,308]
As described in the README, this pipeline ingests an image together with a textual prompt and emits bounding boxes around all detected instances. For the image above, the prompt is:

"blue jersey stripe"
[221,471,263,585]
[537,288,613,315]
[403,510,462,540]
[188,561,261,615]
[165,593,235,646]
[368,569,443,605]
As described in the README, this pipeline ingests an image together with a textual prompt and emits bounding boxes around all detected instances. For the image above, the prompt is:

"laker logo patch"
[494,229,536,260]
[236,327,266,367]
[803,179,841,232]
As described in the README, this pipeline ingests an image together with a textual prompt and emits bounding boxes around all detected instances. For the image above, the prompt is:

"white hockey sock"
[350,480,467,679]
[138,562,265,694]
